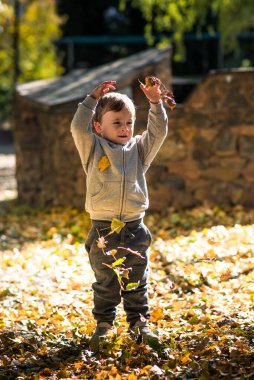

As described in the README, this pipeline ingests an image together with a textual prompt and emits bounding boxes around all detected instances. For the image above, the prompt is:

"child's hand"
[90,81,116,100]
[139,80,162,104]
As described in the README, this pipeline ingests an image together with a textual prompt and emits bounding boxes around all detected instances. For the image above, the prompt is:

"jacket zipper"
[119,148,126,220]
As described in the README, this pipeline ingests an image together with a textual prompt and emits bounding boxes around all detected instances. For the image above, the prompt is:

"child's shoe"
[90,322,113,352]
[130,321,160,347]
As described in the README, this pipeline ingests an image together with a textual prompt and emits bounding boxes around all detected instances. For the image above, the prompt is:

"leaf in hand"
[98,155,110,172]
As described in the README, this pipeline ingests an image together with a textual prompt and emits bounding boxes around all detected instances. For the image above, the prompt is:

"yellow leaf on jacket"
[98,155,110,172]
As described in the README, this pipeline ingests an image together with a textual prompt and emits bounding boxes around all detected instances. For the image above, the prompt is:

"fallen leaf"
[150,307,163,322]
[181,352,191,363]
[128,372,137,380]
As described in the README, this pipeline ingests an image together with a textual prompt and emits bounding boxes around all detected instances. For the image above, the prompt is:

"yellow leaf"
[98,155,110,172]
[112,257,126,267]
[54,312,64,321]
[111,218,125,234]
[128,372,137,380]
[37,318,48,326]
[126,281,140,291]
[109,366,118,375]
[140,365,153,374]
[74,361,84,370]
[181,352,191,363]
[117,325,124,334]
[46,227,57,236]
[150,307,163,321]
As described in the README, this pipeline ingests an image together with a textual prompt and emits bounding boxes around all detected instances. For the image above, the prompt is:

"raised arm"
[137,79,168,169]
[70,81,116,171]
[70,96,97,171]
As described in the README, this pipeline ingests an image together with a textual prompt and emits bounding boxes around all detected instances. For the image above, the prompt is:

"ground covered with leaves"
[0,201,254,379]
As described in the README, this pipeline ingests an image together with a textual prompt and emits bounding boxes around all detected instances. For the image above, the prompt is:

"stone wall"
[148,69,254,210]
[13,68,254,210]
[13,97,85,208]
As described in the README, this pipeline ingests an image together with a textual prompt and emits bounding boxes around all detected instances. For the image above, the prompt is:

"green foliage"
[0,1,15,120]
[119,0,254,61]
[0,0,63,121]
[19,0,63,82]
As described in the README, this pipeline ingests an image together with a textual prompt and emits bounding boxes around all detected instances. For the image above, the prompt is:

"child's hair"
[93,92,136,123]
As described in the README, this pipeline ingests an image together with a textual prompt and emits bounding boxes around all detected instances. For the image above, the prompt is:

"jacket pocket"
[126,181,148,213]
[91,181,121,212]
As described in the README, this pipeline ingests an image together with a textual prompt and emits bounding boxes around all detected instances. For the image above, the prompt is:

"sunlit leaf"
[181,351,191,363]
[125,281,140,291]
[1,202,254,378]
[110,218,126,234]
[118,246,145,258]
[127,372,138,380]
[105,249,118,256]
[98,155,110,172]
[121,268,131,279]
[150,307,163,322]
[140,365,153,374]
[97,236,107,249]
[0,289,14,299]
[112,257,126,267]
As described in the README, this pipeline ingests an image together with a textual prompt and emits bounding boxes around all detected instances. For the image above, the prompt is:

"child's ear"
[94,121,102,134]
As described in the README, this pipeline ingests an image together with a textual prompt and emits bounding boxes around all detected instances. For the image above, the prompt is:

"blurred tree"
[119,0,254,61]
[0,0,63,123]
[57,0,147,70]
[57,0,145,36]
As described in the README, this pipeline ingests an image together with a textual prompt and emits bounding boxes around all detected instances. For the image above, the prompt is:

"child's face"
[94,107,135,145]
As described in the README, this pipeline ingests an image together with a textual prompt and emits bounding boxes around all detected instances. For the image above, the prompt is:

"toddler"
[71,79,168,351]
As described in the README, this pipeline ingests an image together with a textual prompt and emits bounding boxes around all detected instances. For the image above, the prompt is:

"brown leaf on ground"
[0,202,254,379]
